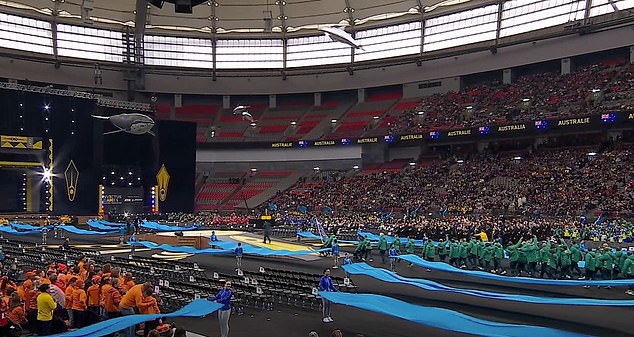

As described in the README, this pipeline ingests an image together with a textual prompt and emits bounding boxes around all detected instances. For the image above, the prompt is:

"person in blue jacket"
[209,281,233,337]
[234,243,243,271]
[388,244,399,272]
[342,253,353,278]
[210,231,218,242]
[331,239,340,269]
[318,268,338,323]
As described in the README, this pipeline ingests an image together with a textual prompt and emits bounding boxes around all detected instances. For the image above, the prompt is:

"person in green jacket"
[424,240,437,262]
[393,234,402,253]
[467,239,478,268]
[615,250,628,278]
[364,238,373,262]
[405,236,416,268]
[354,238,366,261]
[378,234,388,264]
[481,243,495,272]
[560,246,572,279]
[423,240,436,272]
[459,240,469,268]
[438,236,450,262]
[584,249,597,284]
[539,241,552,278]
[520,237,539,277]
[449,241,460,267]
[622,254,634,295]
[506,239,523,276]
[599,248,616,282]
[493,242,505,274]
[569,243,582,278]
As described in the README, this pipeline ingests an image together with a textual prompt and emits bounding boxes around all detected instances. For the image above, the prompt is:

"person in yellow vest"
[36,283,57,336]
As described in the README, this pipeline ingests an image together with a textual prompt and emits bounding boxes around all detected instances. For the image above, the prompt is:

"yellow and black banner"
[0,135,43,150]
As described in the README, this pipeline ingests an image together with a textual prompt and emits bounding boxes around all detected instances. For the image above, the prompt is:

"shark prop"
[318,27,364,50]
[92,113,156,136]
[232,105,255,122]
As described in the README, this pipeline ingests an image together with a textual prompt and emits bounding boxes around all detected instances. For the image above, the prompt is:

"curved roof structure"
[1,0,479,35]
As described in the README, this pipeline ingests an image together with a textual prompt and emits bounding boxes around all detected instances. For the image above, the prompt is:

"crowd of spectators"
[387,60,633,134]
[271,146,632,221]
[0,254,180,337]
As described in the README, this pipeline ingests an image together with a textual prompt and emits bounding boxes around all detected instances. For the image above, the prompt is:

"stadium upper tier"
[163,59,634,143]
[0,0,632,69]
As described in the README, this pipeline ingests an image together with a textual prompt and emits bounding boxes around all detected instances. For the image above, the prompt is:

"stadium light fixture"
[591,88,600,93]
[352,165,359,169]
[290,121,297,126]
[456,159,464,163]
[331,119,337,123]
[409,162,416,166]
[588,152,597,156]
[250,168,257,172]
[521,98,530,102]
[513,156,522,160]
[373,116,380,119]
[41,168,52,182]
[313,167,320,171]
[250,122,257,127]
[466,106,473,110]
[416,111,424,115]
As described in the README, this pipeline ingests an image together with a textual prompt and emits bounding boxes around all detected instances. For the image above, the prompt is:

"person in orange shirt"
[101,264,112,279]
[87,276,101,322]
[138,288,161,337]
[26,280,40,332]
[119,282,152,337]
[111,269,125,293]
[71,279,87,328]
[101,278,122,318]
[64,277,77,328]
[7,292,27,330]
[123,273,136,292]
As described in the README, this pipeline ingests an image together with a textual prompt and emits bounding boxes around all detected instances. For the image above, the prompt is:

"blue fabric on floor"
[96,220,127,227]
[295,231,360,244]
[59,225,117,235]
[0,226,40,235]
[399,254,634,286]
[48,299,221,337]
[87,220,122,231]
[135,240,328,257]
[357,231,430,246]
[140,220,199,231]
[319,292,595,337]
[343,263,634,306]
[10,223,49,231]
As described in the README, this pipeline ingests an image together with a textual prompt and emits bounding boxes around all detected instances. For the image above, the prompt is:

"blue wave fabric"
[319,292,594,337]
[60,225,117,235]
[135,240,328,257]
[295,231,360,244]
[357,231,431,247]
[141,220,198,232]
[0,226,40,235]
[399,254,634,286]
[87,220,123,231]
[49,299,222,337]
[343,263,634,306]
[97,220,127,227]
[10,223,50,231]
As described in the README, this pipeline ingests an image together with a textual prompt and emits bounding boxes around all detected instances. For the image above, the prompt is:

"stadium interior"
[0,0,633,336]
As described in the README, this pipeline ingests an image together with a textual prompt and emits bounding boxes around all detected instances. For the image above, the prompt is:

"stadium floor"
[13,233,634,337]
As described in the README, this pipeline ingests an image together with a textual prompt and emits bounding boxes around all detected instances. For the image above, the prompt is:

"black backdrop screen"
[155,120,196,213]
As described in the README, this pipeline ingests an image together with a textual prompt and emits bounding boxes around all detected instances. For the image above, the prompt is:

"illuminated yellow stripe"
[0,161,41,167]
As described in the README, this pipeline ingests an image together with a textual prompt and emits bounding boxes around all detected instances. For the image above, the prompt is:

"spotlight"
[41,168,52,182]
[43,104,50,110]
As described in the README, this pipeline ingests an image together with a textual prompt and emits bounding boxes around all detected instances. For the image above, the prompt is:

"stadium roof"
[1,0,484,35]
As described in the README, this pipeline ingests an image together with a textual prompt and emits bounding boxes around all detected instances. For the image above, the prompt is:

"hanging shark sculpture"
[318,27,364,50]
[92,113,156,136]
[232,105,255,122]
